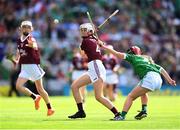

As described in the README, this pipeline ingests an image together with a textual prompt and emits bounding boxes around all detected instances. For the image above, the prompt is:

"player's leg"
[35,78,54,116]
[16,77,32,96]
[134,72,162,120]
[68,74,91,119]
[93,78,120,117]
[16,77,39,102]
[135,93,148,120]
[118,86,149,120]
[108,84,117,101]
[141,93,148,111]
[103,83,107,97]
[72,74,91,103]
[80,86,87,103]
[103,83,108,97]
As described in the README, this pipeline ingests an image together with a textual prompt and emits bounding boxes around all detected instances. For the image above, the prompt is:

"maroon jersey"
[102,54,117,70]
[80,36,102,62]
[72,53,87,70]
[17,35,40,64]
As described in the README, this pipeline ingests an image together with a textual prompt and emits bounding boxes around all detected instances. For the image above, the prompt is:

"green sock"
[142,104,147,112]
[121,111,127,117]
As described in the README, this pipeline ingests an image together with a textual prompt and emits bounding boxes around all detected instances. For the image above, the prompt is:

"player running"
[68,23,120,119]
[102,45,119,101]
[98,41,176,120]
[6,20,54,116]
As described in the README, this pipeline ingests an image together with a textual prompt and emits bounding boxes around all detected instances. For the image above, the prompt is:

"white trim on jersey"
[20,34,30,42]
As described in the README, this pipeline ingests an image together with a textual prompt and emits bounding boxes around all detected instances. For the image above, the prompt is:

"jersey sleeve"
[153,63,163,72]
[124,53,134,63]
[80,39,91,51]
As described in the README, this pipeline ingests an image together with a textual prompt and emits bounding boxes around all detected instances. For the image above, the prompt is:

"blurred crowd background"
[0,0,180,96]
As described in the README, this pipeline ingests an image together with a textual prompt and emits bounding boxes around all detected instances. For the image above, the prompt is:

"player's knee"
[95,95,102,102]
[71,83,77,90]
[127,93,136,101]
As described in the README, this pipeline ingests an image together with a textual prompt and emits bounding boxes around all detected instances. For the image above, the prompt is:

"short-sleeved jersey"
[125,54,162,79]
[80,36,102,62]
[72,53,87,70]
[17,35,40,64]
[102,54,117,70]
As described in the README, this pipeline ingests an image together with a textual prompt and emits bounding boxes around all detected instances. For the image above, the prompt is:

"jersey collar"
[20,34,30,42]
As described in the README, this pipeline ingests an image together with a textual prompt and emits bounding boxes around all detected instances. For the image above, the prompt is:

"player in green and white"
[98,40,176,121]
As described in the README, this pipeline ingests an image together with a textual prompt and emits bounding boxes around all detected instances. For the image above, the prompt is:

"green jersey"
[125,54,162,79]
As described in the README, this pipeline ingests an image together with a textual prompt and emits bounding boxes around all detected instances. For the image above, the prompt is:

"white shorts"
[19,64,45,81]
[72,70,87,81]
[105,70,118,84]
[86,60,106,83]
[138,71,162,91]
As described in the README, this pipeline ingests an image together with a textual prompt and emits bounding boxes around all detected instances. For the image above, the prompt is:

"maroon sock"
[47,103,52,109]
[111,107,118,115]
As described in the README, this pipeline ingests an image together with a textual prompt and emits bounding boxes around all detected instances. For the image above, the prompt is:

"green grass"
[0,96,180,129]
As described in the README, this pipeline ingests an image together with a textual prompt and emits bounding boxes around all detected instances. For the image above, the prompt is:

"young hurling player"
[98,41,176,120]
[68,23,120,119]
[6,21,55,116]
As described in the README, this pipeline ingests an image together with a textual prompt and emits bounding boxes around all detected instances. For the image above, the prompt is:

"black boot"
[134,111,147,120]
[68,111,86,119]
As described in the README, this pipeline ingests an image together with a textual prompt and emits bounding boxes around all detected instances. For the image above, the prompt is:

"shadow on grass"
[42,118,86,121]
[42,118,136,122]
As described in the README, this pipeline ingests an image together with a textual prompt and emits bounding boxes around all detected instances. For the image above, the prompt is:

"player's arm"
[113,64,120,72]
[79,45,87,58]
[80,49,87,58]
[26,36,38,50]
[160,67,176,86]
[98,40,125,59]
[15,50,20,63]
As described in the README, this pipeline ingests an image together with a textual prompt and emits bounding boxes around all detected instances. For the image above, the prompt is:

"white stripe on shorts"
[93,61,100,78]
[87,60,106,83]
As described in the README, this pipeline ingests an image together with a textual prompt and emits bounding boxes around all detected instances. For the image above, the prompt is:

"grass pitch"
[0,95,180,129]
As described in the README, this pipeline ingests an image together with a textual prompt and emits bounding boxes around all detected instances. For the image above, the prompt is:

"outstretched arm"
[160,68,176,86]
[98,40,125,59]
